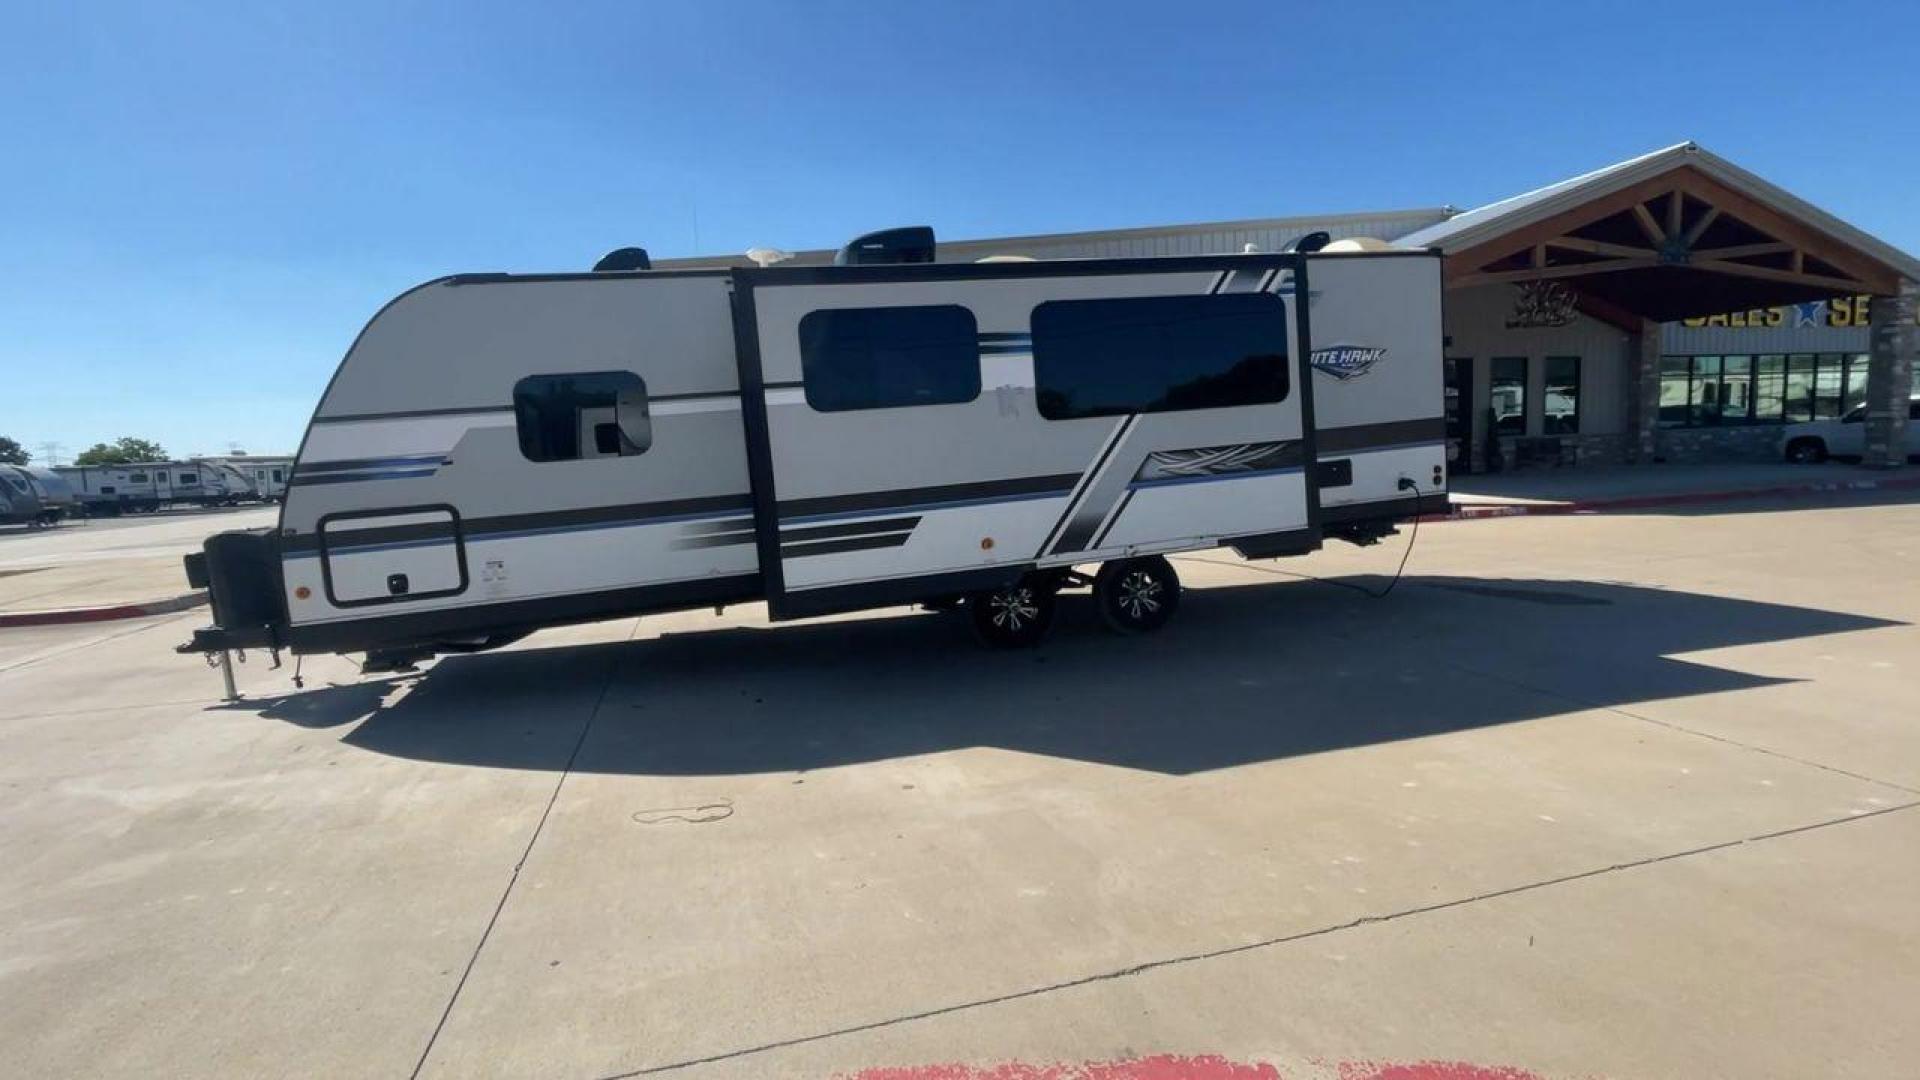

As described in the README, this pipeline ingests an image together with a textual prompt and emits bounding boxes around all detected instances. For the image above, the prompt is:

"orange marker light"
[980,537,995,550]
[294,586,312,600]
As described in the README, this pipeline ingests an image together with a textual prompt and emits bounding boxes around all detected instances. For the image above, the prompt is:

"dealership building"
[667,142,1918,473]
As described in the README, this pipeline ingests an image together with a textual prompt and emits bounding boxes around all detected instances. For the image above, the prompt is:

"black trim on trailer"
[1289,258,1324,548]
[296,454,448,474]
[281,494,755,554]
[1226,526,1321,561]
[776,473,1079,522]
[442,268,735,285]
[1320,492,1450,524]
[1315,417,1446,453]
[1041,414,1136,556]
[778,516,921,544]
[1087,489,1136,550]
[283,573,765,653]
[780,532,913,559]
[310,405,514,425]
[776,565,1031,621]
[728,276,790,616]
[309,391,742,426]
[743,251,1312,287]
[651,390,743,403]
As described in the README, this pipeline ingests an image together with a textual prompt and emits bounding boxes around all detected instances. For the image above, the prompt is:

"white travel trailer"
[199,456,294,501]
[180,232,1446,679]
[59,459,254,513]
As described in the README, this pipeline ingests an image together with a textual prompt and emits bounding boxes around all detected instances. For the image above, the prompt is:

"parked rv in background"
[203,456,294,501]
[19,467,79,523]
[56,459,256,515]
[1,467,52,527]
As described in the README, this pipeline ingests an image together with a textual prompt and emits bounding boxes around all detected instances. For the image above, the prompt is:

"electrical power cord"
[1357,475,1426,599]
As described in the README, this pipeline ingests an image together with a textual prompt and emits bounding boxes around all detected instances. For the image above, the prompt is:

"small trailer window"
[129,472,148,483]
[513,372,651,462]
[180,472,199,484]
[798,304,980,412]
[1031,292,1289,420]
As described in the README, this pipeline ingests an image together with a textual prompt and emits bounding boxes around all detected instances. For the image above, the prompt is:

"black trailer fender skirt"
[281,573,764,654]
[1319,492,1450,525]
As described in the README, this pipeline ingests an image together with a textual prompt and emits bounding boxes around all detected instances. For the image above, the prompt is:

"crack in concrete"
[601,801,1920,1078]
[408,622,640,1080]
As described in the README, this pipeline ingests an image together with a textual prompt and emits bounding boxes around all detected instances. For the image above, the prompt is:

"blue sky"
[5,1,1917,460]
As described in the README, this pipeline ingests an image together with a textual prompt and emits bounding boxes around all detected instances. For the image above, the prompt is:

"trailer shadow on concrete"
[242,570,1904,778]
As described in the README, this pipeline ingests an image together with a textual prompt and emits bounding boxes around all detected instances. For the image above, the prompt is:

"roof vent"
[835,226,936,266]
[1283,231,1332,254]
[593,247,652,272]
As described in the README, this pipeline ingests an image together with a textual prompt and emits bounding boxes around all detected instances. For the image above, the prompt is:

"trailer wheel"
[967,577,1056,648]
[1094,556,1180,634]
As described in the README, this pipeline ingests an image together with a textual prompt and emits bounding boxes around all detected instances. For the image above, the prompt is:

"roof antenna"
[746,247,794,268]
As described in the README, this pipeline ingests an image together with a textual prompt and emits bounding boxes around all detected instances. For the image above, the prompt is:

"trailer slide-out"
[180,231,1447,676]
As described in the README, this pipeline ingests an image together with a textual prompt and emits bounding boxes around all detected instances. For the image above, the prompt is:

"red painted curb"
[1431,472,1920,523]
[0,591,208,629]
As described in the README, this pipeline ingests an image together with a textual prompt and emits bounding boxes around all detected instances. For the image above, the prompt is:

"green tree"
[74,437,169,466]
[0,436,28,466]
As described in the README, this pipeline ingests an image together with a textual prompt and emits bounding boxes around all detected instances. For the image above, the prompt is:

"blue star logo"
[1791,300,1826,328]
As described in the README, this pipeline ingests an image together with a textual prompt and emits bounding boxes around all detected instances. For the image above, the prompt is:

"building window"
[1490,356,1527,435]
[1543,356,1580,434]
[1755,355,1786,421]
[1660,352,1865,428]
[513,371,651,462]
[1033,293,1290,421]
[798,305,980,412]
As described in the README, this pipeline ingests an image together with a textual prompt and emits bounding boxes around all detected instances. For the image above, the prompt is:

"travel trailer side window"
[180,472,198,484]
[513,372,651,462]
[130,472,148,483]
[798,304,980,412]
[1030,292,1289,420]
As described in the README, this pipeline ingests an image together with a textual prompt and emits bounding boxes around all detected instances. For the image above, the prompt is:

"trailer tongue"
[180,229,1445,696]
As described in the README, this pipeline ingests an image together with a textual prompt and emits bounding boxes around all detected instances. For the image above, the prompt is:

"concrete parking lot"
[2,492,1917,1079]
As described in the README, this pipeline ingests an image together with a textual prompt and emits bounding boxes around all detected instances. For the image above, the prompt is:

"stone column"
[1627,318,1662,463]
[1863,280,1917,469]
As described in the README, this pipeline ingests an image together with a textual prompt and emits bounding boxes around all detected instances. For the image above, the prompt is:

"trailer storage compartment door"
[318,506,467,606]
[733,256,1318,619]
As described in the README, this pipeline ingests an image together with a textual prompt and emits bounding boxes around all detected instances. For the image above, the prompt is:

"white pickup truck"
[1782,394,1920,462]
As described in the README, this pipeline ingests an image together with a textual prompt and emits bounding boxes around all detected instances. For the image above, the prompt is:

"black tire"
[1093,556,1180,634]
[1786,438,1827,464]
[966,577,1057,649]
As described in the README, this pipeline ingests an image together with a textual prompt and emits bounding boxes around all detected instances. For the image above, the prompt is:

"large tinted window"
[799,305,980,412]
[1490,357,1528,435]
[1032,293,1289,420]
[513,371,651,462]
[1543,356,1580,434]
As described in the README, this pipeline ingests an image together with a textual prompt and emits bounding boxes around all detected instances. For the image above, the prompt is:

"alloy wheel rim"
[1118,571,1162,620]
[991,587,1039,631]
